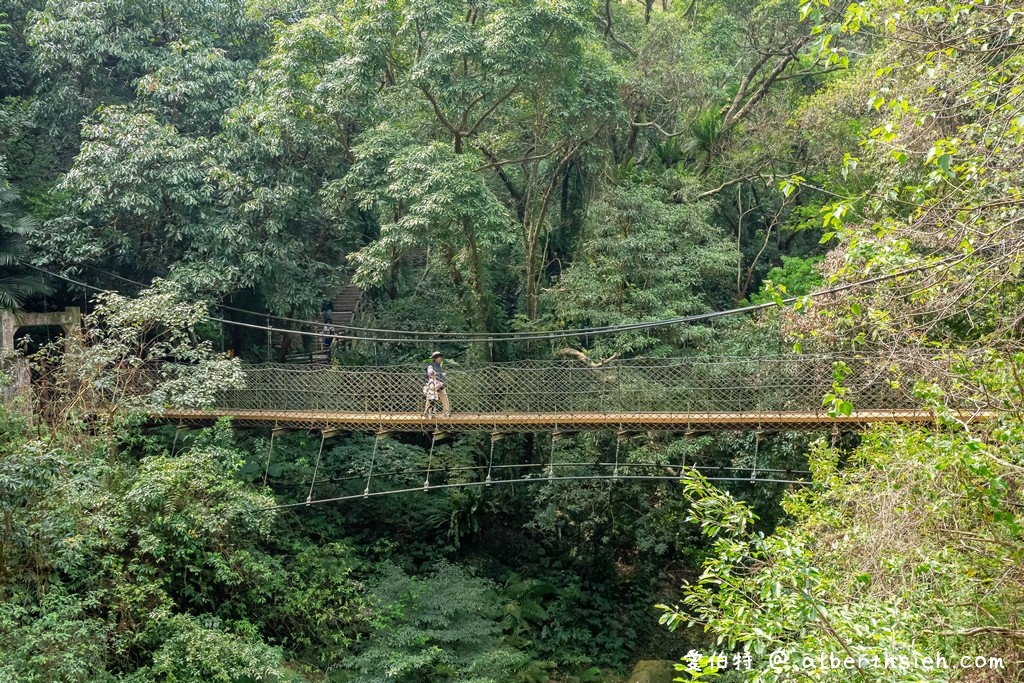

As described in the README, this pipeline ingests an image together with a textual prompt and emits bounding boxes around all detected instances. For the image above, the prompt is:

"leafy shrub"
[343,561,532,683]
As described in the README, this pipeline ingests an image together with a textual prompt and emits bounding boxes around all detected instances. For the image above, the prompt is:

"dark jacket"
[428,361,447,384]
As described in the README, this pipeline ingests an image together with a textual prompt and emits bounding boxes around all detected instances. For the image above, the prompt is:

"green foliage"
[0,409,304,680]
[681,110,725,166]
[496,574,554,643]
[123,430,277,600]
[344,561,532,683]
[10,2,1023,682]
[746,256,822,305]
[660,421,1024,682]
[132,613,293,683]
[797,0,1024,350]
[546,178,735,356]
[45,107,210,271]
[136,45,254,135]
[533,579,639,670]
[345,139,515,322]
[27,0,263,138]
[11,0,838,343]
[0,97,56,197]
[260,541,368,670]
[0,160,48,309]
[0,587,113,683]
[43,279,243,422]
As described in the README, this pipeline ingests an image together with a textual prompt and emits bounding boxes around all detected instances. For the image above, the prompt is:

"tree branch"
[632,120,685,138]
[458,93,487,131]
[418,86,460,136]
[475,146,561,171]
[593,13,638,57]
[722,50,775,124]
[942,627,1024,639]
[477,146,525,221]
[696,176,749,199]
[466,87,518,137]
[725,37,811,130]
[556,347,620,367]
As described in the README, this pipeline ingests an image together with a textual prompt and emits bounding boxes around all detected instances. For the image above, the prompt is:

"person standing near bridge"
[427,351,450,416]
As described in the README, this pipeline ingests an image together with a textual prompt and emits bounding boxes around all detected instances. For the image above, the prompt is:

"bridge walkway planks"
[157,408,992,432]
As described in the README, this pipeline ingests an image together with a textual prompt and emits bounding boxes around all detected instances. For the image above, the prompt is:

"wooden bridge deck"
[158,408,991,432]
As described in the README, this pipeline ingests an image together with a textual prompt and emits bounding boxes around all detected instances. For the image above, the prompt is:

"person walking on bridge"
[423,366,441,418]
[427,351,450,417]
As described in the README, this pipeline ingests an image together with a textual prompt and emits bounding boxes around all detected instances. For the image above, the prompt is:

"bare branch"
[475,146,562,171]
[941,627,1024,639]
[593,12,638,57]
[555,347,620,367]
[694,174,776,200]
[725,36,811,130]
[722,50,775,124]
[632,120,685,138]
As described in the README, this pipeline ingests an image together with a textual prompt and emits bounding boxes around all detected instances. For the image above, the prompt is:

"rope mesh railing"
[159,355,969,432]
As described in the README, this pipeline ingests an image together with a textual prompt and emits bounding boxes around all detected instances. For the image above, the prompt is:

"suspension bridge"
[160,354,986,433]
[6,265,996,507]
[153,354,993,508]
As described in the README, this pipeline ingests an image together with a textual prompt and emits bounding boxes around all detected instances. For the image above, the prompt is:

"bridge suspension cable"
[20,247,994,345]
[265,472,810,511]
[265,427,813,511]
[18,261,780,342]
[274,462,812,489]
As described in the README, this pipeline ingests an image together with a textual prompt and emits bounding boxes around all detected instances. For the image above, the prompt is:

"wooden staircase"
[331,284,363,329]
[285,285,364,361]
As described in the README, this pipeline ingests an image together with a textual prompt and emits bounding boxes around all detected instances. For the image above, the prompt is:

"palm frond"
[0,274,52,311]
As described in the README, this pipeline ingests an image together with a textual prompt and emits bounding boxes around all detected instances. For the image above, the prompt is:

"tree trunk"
[462,217,491,331]
[525,236,538,321]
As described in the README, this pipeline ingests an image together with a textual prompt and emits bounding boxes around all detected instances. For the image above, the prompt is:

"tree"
[545,177,735,356]
[659,422,1024,682]
[0,164,47,310]
[0,406,297,681]
[605,1,847,306]
[35,7,351,316]
[794,0,1024,356]
[332,0,620,327]
[26,0,265,141]
[43,108,210,279]
[345,561,532,683]
[38,279,243,427]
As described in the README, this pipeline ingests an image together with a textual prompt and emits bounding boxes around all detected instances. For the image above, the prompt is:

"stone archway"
[0,307,80,405]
